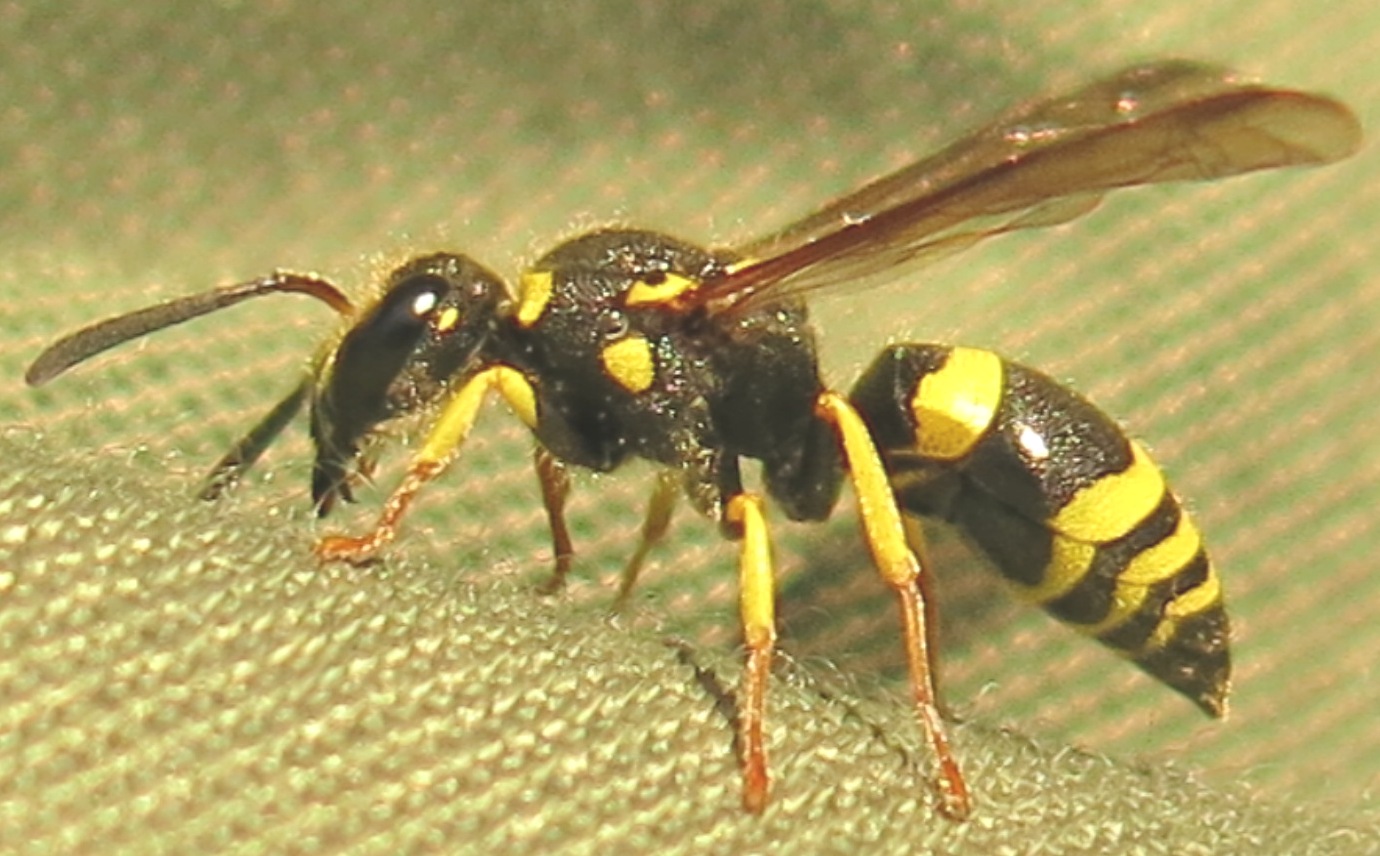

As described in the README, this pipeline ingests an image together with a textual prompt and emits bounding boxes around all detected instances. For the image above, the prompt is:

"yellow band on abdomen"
[910,347,1004,461]
[1054,440,1165,543]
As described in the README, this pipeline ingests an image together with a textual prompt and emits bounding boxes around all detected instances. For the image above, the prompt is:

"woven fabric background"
[2,1,1377,853]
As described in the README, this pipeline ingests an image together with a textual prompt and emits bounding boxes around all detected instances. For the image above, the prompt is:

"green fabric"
[3,1,1379,852]
[1,433,1374,854]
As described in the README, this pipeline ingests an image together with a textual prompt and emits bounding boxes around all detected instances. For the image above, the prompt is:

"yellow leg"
[316,365,537,563]
[902,515,946,709]
[726,492,776,814]
[612,470,679,610]
[815,391,972,821]
[533,446,575,594]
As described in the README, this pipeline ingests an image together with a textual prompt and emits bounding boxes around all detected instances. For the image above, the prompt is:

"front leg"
[316,365,537,563]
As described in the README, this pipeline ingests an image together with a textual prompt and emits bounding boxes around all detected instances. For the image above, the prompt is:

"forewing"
[692,61,1360,316]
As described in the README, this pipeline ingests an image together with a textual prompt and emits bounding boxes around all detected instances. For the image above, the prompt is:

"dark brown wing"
[686,61,1360,317]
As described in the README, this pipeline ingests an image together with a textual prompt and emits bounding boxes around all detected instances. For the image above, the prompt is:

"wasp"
[27,62,1360,819]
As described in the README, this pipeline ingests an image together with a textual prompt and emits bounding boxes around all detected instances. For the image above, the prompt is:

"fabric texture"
[2,1,1378,852]
[2,433,1375,854]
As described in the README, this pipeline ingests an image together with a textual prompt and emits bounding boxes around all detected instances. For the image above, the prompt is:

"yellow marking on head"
[625,271,699,307]
[434,306,460,333]
[1145,568,1223,651]
[516,271,554,328]
[1054,441,1165,543]
[1024,535,1097,604]
[601,335,656,393]
[911,347,1004,461]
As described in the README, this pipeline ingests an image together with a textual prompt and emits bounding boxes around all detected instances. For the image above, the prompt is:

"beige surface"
[2,1,1378,851]
[1,431,1375,853]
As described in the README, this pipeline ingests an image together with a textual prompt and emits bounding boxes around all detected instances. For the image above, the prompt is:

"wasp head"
[309,252,510,513]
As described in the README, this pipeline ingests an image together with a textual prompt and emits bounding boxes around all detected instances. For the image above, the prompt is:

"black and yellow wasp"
[27,62,1360,818]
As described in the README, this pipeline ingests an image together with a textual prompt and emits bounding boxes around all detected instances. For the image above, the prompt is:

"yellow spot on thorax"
[516,271,554,328]
[911,347,1004,461]
[601,335,656,393]
[625,271,699,307]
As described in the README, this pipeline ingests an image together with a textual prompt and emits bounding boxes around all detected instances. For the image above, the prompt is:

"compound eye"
[393,273,451,318]
[396,273,450,313]
[401,277,461,334]
[409,288,440,318]
[352,274,450,354]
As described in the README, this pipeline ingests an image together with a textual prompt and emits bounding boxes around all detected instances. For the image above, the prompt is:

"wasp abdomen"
[850,344,1230,716]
